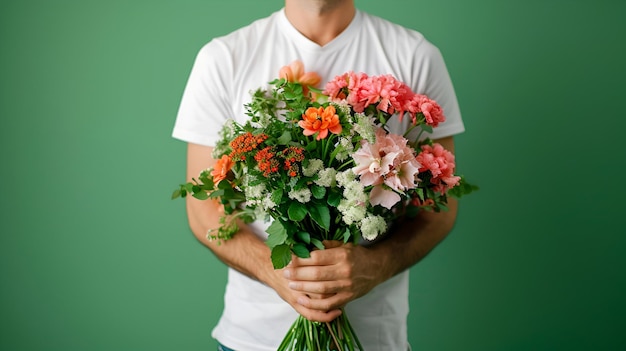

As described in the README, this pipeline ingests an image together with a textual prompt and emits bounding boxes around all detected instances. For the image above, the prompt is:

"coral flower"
[211,155,234,183]
[299,105,342,140]
[279,60,321,89]
[416,143,460,193]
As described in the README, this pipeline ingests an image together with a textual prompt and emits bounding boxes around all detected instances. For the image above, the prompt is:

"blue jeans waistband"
[217,343,235,351]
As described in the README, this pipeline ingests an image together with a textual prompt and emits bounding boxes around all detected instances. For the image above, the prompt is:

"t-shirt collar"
[277,7,362,52]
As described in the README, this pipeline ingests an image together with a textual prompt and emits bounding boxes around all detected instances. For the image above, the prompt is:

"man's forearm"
[186,196,276,284]
[368,197,458,283]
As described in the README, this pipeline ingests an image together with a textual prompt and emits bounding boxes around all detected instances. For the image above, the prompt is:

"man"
[172,0,465,349]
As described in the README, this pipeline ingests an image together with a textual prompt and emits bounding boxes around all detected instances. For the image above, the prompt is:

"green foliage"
[265,220,287,248]
[448,176,480,198]
[271,244,292,269]
[287,202,308,221]
[311,185,326,199]
[308,202,331,231]
[291,243,310,259]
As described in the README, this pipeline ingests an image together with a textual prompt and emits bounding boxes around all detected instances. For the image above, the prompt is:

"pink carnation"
[352,128,421,209]
[416,143,460,194]
[407,94,445,127]
[357,75,408,114]
[324,71,369,112]
[324,71,445,128]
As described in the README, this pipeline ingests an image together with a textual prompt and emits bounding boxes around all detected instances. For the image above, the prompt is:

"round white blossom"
[338,199,367,225]
[303,159,324,177]
[336,170,357,188]
[343,180,368,204]
[314,168,337,187]
[244,183,266,200]
[288,187,312,203]
[331,101,351,116]
[360,215,388,241]
[261,196,277,210]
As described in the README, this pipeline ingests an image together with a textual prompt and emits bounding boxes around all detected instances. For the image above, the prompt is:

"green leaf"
[292,243,310,259]
[306,140,318,152]
[277,130,292,145]
[265,220,287,248]
[311,238,325,251]
[311,185,326,199]
[288,202,308,221]
[208,189,224,198]
[421,124,433,134]
[217,179,233,190]
[184,183,194,193]
[296,231,311,244]
[309,203,331,230]
[342,228,351,243]
[271,244,292,269]
[171,189,181,199]
[271,189,283,205]
[192,191,209,200]
[327,191,342,207]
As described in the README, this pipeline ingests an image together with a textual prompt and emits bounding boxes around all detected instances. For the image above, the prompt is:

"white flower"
[261,196,277,210]
[331,101,351,116]
[303,159,324,177]
[254,112,272,128]
[338,199,367,225]
[245,183,266,200]
[288,187,312,203]
[212,119,236,159]
[360,215,388,241]
[343,180,368,204]
[335,137,354,162]
[314,168,337,187]
[353,113,376,143]
[336,170,356,188]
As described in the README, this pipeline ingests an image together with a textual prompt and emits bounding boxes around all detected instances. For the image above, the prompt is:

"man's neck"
[284,0,356,46]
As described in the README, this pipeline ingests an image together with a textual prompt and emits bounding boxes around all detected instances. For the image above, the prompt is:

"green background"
[1,0,625,350]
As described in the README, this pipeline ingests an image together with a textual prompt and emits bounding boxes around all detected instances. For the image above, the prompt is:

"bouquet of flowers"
[173,61,476,350]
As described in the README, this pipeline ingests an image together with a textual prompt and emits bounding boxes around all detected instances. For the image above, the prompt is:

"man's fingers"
[296,293,350,313]
[292,299,342,323]
[288,279,346,295]
[284,265,342,281]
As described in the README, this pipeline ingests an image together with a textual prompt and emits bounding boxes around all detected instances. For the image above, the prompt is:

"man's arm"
[283,136,458,317]
[185,143,342,322]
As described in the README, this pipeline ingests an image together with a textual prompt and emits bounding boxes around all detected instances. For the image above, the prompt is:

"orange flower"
[211,155,234,183]
[229,132,268,161]
[279,60,321,94]
[299,105,342,140]
[282,146,305,177]
[254,146,280,177]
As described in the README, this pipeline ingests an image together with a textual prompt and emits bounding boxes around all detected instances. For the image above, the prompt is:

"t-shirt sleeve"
[415,40,465,140]
[172,40,233,146]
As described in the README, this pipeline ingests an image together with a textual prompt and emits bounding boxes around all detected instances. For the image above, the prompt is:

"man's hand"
[263,260,344,323]
[281,240,385,319]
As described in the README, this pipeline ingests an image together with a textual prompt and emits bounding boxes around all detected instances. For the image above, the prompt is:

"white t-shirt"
[173,8,465,351]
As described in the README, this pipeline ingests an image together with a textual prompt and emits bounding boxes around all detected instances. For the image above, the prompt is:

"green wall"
[1,0,624,350]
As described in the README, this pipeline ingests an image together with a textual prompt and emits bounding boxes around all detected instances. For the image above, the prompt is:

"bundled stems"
[277,309,363,351]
